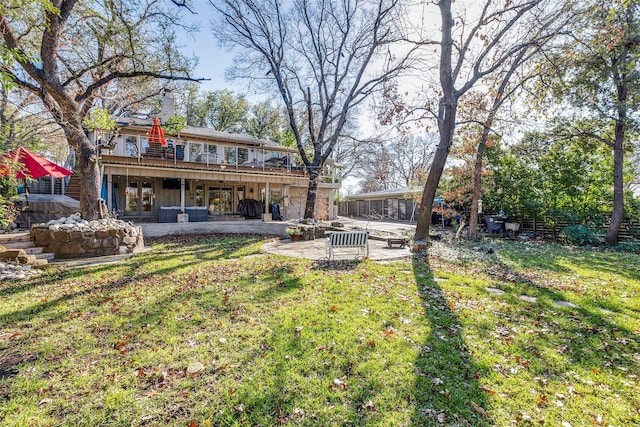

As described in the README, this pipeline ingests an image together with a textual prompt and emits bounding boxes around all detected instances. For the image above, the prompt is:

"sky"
[176,1,252,95]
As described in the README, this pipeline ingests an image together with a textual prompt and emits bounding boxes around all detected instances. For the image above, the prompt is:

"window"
[125,135,138,157]
[224,147,236,164]
[206,144,217,163]
[195,185,204,206]
[238,148,249,164]
[190,143,203,162]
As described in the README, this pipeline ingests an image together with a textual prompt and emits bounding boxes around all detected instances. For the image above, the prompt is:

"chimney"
[160,89,176,123]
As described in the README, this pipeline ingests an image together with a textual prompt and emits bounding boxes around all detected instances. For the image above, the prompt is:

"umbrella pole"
[23,179,31,229]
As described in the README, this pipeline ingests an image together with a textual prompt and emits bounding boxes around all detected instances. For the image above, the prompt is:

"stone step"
[22,246,44,255]
[37,252,55,261]
[0,232,31,244]
[1,240,36,250]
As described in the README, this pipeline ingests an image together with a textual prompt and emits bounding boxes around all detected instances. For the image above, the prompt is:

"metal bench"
[326,231,369,260]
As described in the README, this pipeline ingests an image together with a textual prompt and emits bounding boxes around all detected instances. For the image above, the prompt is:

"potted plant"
[285,226,303,241]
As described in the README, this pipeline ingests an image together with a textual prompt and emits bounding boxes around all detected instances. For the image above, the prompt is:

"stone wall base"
[31,224,144,259]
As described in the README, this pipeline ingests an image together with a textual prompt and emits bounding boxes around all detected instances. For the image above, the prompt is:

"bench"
[326,231,369,260]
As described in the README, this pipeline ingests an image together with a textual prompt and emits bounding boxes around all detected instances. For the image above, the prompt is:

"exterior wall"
[274,186,335,220]
[106,173,338,221]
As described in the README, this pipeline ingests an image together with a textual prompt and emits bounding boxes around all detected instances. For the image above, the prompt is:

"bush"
[0,197,19,233]
[610,240,640,253]
[561,225,600,246]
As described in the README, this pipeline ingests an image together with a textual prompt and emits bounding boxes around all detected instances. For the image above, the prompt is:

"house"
[93,118,340,222]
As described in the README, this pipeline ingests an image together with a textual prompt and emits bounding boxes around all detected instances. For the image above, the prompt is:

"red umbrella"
[148,117,167,146]
[1,147,73,179]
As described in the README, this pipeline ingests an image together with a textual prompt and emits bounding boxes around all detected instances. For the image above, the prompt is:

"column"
[180,178,186,210]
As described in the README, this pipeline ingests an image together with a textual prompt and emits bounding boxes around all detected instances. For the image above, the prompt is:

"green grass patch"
[0,235,638,426]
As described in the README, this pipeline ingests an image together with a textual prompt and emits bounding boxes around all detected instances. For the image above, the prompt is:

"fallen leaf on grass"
[589,413,604,425]
[471,401,490,418]
[536,393,547,407]
[329,378,347,391]
[480,385,497,396]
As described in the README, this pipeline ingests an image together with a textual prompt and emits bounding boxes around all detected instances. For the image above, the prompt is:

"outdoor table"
[386,237,407,248]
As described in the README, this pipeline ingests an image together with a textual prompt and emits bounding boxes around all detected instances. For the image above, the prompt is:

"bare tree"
[210,0,417,218]
[0,84,67,160]
[413,0,569,242]
[0,0,199,219]
[387,134,435,187]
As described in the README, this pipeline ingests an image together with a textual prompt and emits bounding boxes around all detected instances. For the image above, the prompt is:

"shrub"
[610,240,640,253]
[0,197,19,233]
[561,225,600,246]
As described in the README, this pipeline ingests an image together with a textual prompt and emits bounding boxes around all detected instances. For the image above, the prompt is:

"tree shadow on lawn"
[210,256,490,426]
[0,235,260,302]
[0,235,268,330]
[493,241,640,282]
[0,246,302,425]
[455,249,640,424]
[410,256,490,426]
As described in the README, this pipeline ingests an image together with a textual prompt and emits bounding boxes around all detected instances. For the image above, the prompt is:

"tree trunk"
[468,133,487,240]
[65,119,104,221]
[304,167,321,219]
[414,0,456,242]
[414,120,455,240]
[606,119,625,245]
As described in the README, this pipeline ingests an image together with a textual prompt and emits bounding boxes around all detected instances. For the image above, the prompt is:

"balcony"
[102,153,305,175]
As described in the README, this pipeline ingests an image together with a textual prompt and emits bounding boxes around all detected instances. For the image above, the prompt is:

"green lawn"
[1,234,638,426]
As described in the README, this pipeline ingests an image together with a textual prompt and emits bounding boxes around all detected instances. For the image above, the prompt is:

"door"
[124,179,154,217]
[208,187,233,215]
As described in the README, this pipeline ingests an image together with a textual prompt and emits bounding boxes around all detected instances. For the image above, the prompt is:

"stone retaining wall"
[30,222,144,259]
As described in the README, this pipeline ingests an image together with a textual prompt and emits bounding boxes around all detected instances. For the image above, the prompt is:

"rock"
[554,300,578,309]
[186,362,205,377]
[0,249,28,261]
[519,295,538,303]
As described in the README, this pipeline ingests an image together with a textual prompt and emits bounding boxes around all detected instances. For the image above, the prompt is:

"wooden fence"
[516,216,640,242]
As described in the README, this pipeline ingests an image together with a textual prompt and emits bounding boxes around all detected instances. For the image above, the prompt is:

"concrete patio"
[138,216,416,261]
[262,235,412,261]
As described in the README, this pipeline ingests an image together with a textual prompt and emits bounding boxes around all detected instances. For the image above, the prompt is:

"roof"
[346,187,422,200]
[115,117,295,153]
